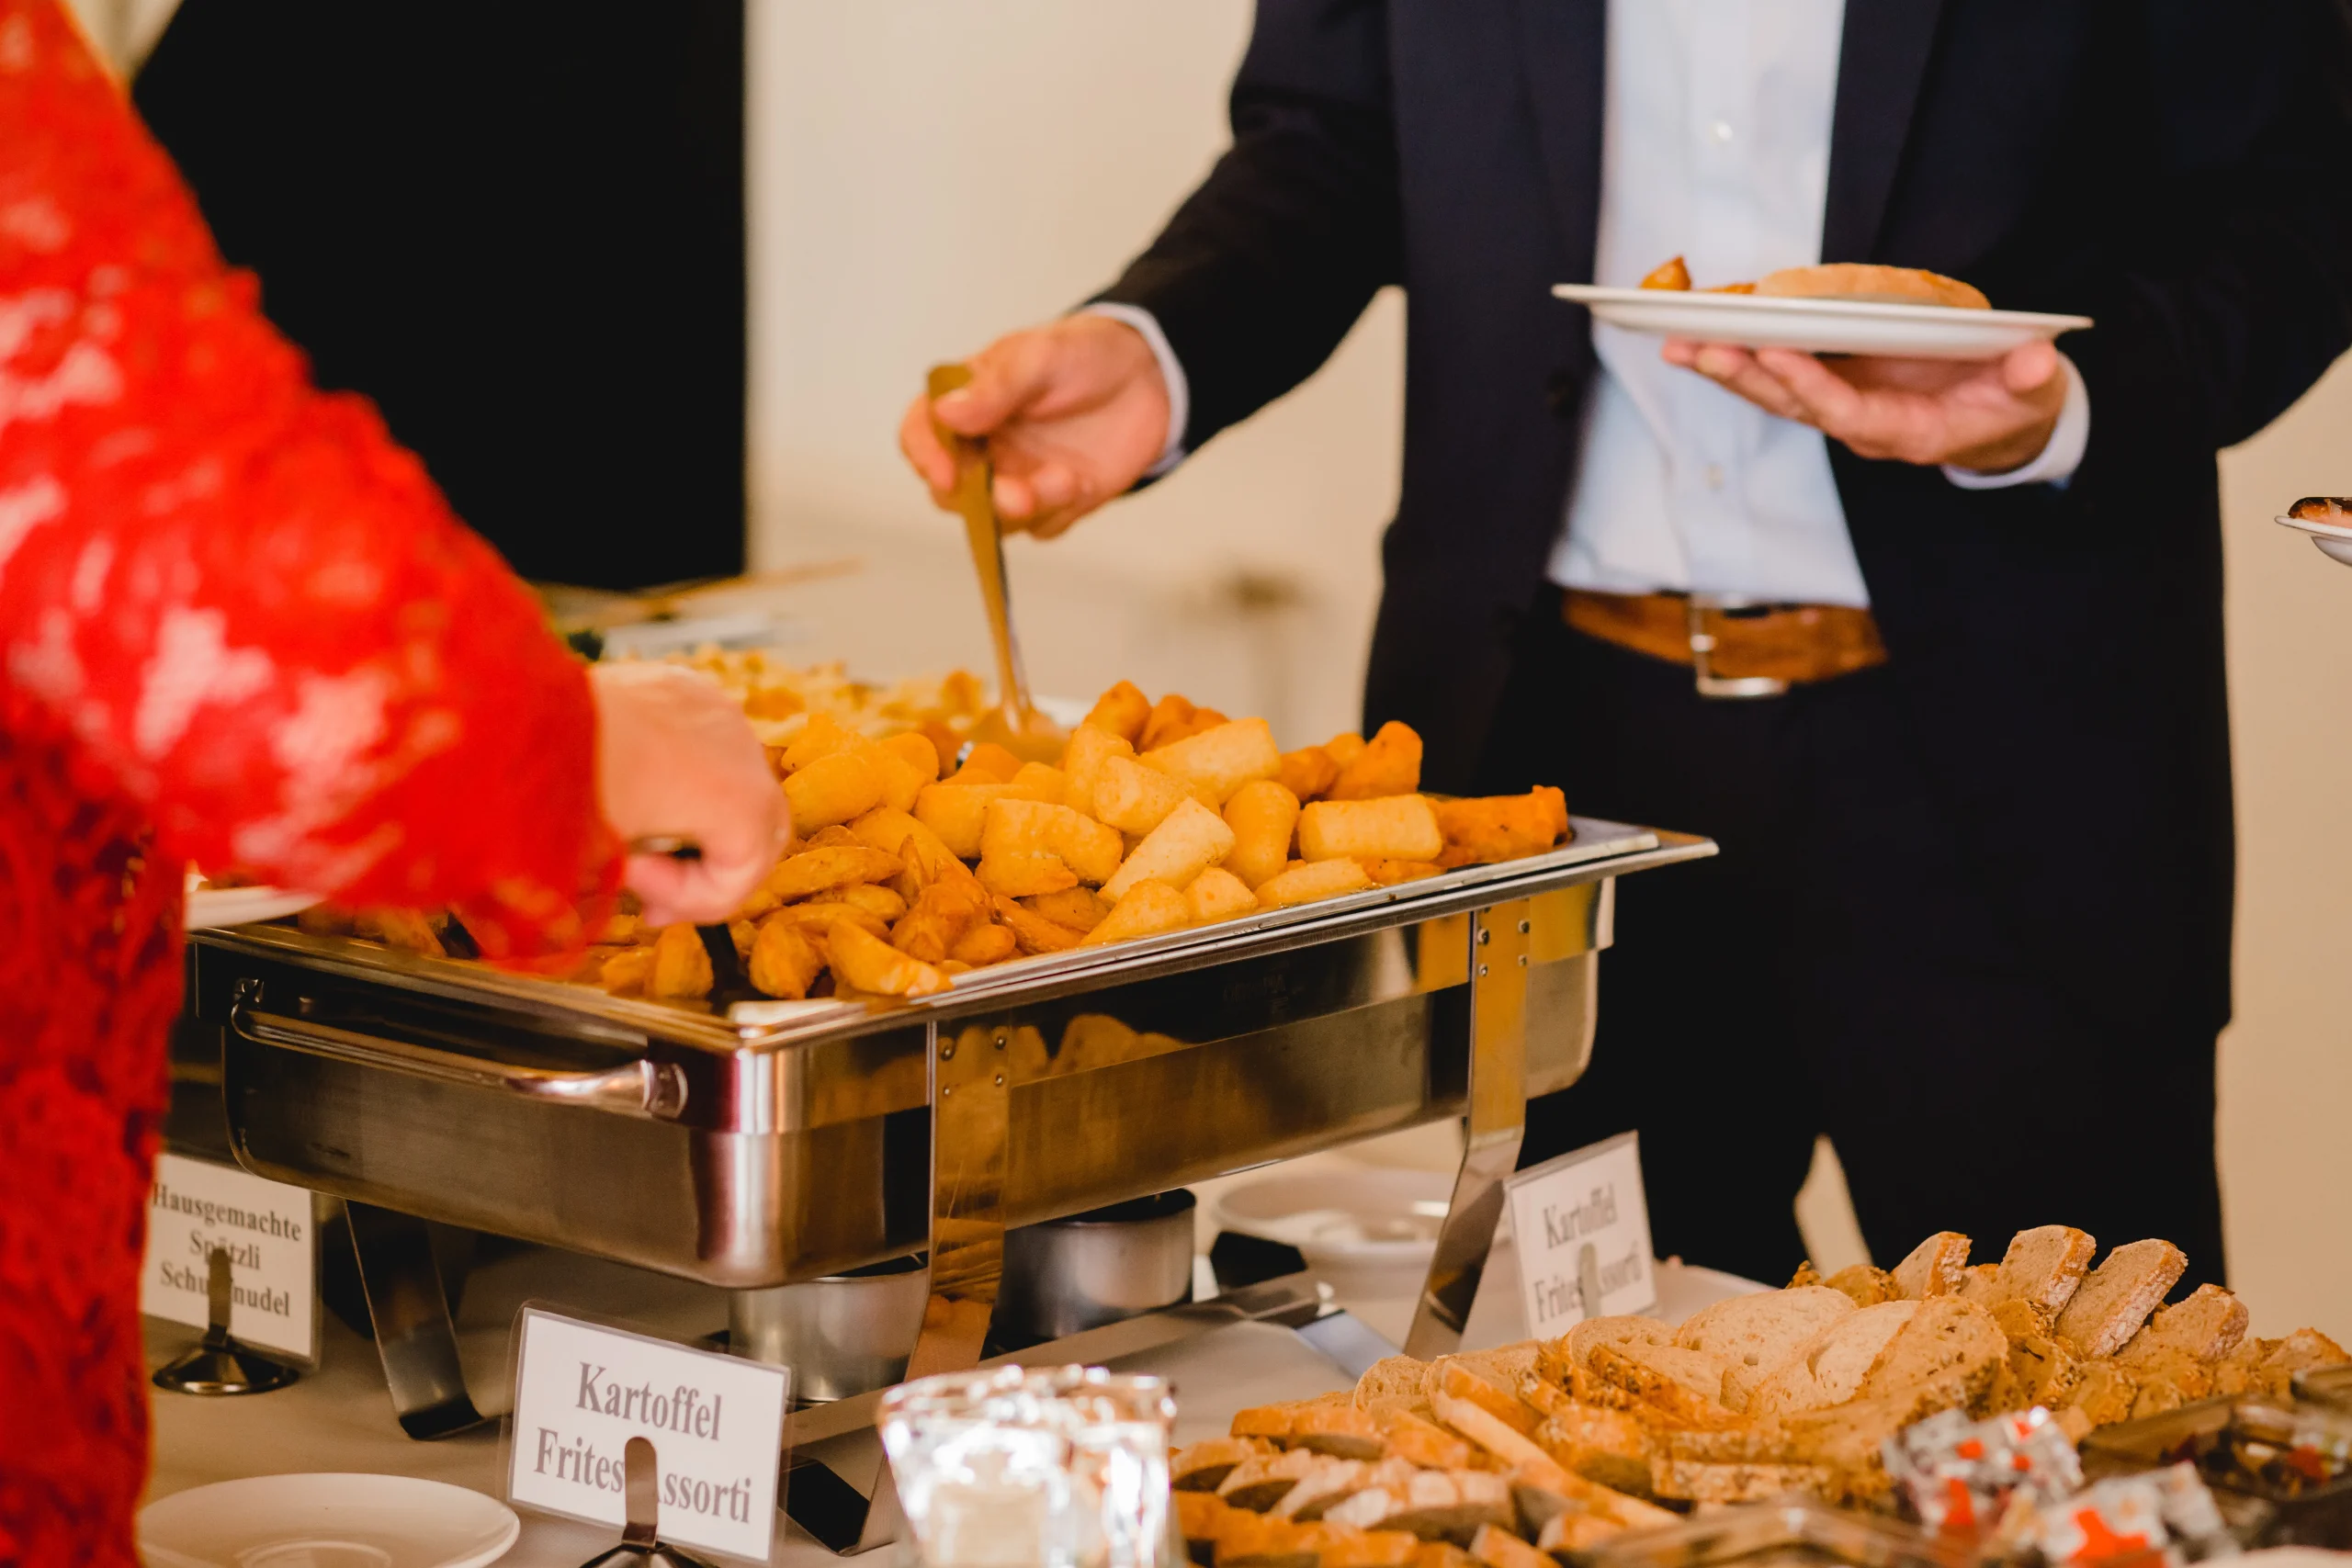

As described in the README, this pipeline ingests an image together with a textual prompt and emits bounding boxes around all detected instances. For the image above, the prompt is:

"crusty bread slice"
[1323,1470,1516,1545]
[1217,1449,1323,1512]
[2052,1239,2187,1358]
[1540,1512,1634,1553]
[1318,1531,1423,1568]
[1411,1545,1481,1568]
[1452,1341,1540,1393]
[1355,1357,1435,1413]
[2008,1334,2082,1408]
[1955,1264,2004,1305]
[1384,1409,1476,1472]
[1858,1295,2008,1413]
[1746,1300,1920,1416]
[2120,1282,2250,1364]
[1675,1286,1855,1372]
[1995,1225,2098,1315]
[1528,1401,1657,1498]
[1985,1298,2052,1344]
[1208,1512,1328,1568]
[2057,1359,2140,1427]
[1547,1315,1673,1386]
[1504,1457,1677,1533]
[1269,1457,1377,1521]
[1753,263,1990,310]
[1650,1457,1838,1506]
[1178,1488,1241,1549]
[1432,1359,1545,1438]
[1290,1403,1389,1461]
[1821,1265,1899,1307]
[1177,1436,1276,1491]
[1585,1343,1742,1426]
[1468,1523,1552,1568]
[1231,1404,1299,1442]
[1891,1233,1972,1300]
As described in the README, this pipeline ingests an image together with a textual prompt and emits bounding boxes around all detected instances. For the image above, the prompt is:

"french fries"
[1257,859,1374,908]
[1297,796,1442,863]
[525,671,1577,1008]
[1222,779,1301,890]
[1093,753,1198,837]
[1327,720,1421,800]
[1102,797,1238,900]
[1432,787,1571,866]
[1186,867,1258,923]
[1081,880,1193,945]
[1142,717,1281,805]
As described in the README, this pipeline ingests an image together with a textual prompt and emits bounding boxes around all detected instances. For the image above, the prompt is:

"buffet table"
[141,1217,1756,1565]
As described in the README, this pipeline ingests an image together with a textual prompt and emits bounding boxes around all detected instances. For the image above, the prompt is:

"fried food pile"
[1175,1225,2348,1567]
[591,678,1571,1003]
[665,650,990,749]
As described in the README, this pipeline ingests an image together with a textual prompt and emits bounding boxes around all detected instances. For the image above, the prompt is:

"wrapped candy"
[2011,1463,2233,1566]
[1886,1405,2084,1531]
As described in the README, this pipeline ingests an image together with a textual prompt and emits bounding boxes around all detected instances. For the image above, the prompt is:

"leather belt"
[1563,588,1888,698]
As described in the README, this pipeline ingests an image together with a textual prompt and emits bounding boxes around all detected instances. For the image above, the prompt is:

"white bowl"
[1212,1168,1456,1300]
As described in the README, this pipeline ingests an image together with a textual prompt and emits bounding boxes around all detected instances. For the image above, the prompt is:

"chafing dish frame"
[188,817,1711,1547]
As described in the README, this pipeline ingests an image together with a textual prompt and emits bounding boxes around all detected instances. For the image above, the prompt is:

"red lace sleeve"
[0,1,621,957]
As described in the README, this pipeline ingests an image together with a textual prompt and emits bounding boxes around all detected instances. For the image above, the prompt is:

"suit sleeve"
[1092,0,1403,454]
[2069,0,2352,504]
[0,0,618,961]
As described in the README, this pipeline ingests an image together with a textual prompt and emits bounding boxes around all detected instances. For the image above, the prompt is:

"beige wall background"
[749,0,2352,1340]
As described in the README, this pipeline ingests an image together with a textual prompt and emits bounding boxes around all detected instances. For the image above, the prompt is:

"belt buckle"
[1686,593,1790,700]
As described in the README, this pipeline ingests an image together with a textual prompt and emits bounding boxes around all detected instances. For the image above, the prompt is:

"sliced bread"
[2052,1239,2187,1358]
[2008,1333,2083,1407]
[1745,1300,1921,1416]
[1290,1403,1389,1461]
[1217,1449,1323,1512]
[1322,1470,1515,1545]
[1890,1232,1972,1299]
[1270,1457,1377,1521]
[1383,1409,1475,1472]
[1649,1457,1838,1506]
[1674,1286,1855,1373]
[1994,1225,2098,1315]
[1177,1436,1275,1491]
[1469,1524,1553,1568]
[1858,1295,2008,1414]
[2120,1282,2250,1364]
[1356,1356,1435,1413]
[1318,1532,1423,1568]
[1821,1265,1900,1307]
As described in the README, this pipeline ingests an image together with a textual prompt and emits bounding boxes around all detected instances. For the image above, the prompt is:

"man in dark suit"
[900,0,2352,1284]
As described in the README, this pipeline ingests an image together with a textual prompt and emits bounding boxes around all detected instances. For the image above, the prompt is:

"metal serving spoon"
[927,362,1068,764]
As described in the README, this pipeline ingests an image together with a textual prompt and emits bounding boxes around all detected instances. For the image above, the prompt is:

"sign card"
[139,1151,317,1362]
[509,1307,792,1562]
[1505,1130,1657,1336]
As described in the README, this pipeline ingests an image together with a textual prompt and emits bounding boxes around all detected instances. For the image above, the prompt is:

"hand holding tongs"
[927,363,1068,763]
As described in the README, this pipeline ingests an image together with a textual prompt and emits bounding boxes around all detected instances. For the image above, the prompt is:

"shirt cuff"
[1078,301,1189,479]
[1942,353,2089,491]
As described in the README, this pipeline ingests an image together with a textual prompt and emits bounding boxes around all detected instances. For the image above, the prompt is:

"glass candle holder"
[878,1364,1177,1568]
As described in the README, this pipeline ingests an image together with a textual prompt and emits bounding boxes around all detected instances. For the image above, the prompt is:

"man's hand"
[1662,336,2067,474]
[899,314,1171,538]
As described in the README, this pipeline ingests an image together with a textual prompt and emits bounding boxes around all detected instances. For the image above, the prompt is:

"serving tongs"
[928,362,1068,764]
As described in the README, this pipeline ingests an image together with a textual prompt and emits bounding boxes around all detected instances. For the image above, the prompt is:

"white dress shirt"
[1100,0,2091,604]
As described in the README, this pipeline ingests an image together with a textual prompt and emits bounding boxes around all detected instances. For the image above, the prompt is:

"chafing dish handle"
[227,987,686,1120]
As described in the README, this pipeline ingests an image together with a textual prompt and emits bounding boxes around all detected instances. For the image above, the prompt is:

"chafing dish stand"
[186,817,1713,1555]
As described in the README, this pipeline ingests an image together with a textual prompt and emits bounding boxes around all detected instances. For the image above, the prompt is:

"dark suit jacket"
[1098,0,2352,1042]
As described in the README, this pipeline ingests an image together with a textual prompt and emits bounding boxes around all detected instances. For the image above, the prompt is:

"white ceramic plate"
[184,870,321,931]
[1552,284,2093,360]
[139,1473,520,1568]
[2276,506,2352,567]
[1213,1168,1455,1299]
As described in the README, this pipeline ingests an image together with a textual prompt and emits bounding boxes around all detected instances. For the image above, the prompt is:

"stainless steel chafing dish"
[186,816,1708,1544]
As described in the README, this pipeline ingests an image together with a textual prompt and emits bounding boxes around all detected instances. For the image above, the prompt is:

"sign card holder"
[1504,1129,1658,1337]
[141,1149,320,1386]
[506,1304,793,1566]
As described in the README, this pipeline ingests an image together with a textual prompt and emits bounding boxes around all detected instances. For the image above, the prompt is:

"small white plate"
[184,870,322,931]
[139,1473,520,1568]
[1552,284,2093,360]
[2276,506,2352,567]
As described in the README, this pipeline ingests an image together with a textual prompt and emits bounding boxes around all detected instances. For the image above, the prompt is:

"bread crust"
[1752,263,1990,309]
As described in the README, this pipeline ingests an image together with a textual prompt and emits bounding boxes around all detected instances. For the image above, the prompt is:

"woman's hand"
[898,313,1171,538]
[1663,337,2068,473]
[589,661,786,926]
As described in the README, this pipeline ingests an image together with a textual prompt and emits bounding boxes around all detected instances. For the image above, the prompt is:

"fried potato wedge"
[1327,721,1422,800]
[1081,880,1194,946]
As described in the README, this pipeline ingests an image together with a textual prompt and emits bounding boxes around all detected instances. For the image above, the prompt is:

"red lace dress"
[0,4,622,1560]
